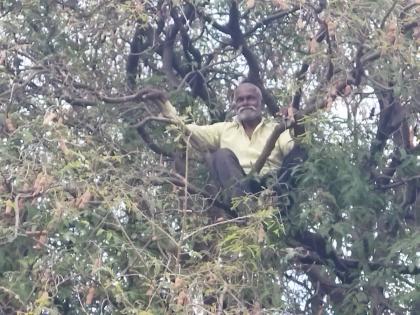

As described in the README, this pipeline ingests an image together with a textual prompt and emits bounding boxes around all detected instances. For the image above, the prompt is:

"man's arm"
[139,88,220,151]
[139,88,182,123]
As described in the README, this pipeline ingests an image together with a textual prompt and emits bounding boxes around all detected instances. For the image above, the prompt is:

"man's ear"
[225,104,236,120]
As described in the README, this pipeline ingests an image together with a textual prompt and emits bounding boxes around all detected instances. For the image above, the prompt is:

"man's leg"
[207,148,260,204]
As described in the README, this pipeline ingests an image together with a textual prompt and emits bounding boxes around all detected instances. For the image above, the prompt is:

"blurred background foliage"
[0,0,419,314]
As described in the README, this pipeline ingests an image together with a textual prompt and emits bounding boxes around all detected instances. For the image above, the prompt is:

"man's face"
[233,83,263,123]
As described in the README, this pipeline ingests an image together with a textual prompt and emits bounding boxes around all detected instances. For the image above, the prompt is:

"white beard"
[237,108,260,122]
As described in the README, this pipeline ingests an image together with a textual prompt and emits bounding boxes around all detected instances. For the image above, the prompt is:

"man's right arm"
[139,88,180,122]
[139,88,220,151]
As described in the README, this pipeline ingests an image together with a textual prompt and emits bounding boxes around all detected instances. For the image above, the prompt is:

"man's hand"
[137,87,180,121]
[276,106,296,122]
[138,87,168,104]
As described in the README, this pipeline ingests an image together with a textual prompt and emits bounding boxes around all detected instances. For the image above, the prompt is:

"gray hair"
[233,82,263,101]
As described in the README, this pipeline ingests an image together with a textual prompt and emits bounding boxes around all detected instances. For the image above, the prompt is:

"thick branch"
[243,7,300,37]
[135,116,176,157]
[365,88,405,173]
[294,230,420,276]
[302,265,345,307]
[225,1,280,115]
[162,24,181,88]
[127,24,154,89]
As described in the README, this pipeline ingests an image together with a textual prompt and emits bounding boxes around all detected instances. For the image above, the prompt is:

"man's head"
[233,82,263,124]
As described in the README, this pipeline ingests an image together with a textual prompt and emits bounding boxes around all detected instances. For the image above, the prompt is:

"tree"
[0,0,419,314]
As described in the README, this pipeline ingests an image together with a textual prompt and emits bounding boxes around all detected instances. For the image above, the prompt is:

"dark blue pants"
[207,148,261,203]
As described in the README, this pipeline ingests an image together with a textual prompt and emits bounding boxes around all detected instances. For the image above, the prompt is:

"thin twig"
[0,286,24,306]
[132,116,177,129]
[380,0,398,29]
[181,214,255,241]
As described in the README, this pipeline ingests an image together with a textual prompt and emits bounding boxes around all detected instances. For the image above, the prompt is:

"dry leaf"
[272,0,288,10]
[33,173,52,195]
[5,118,16,133]
[146,286,154,296]
[316,306,325,315]
[176,290,188,305]
[206,273,217,285]
[408,127,414,149]
[43,111,57,125]
[76,190,93,209]
[296,17,305,30]
[413,26,420,41]
[309,61,318,74]
[251,301,262,315]
[174,277,185,290]
[93,257,101,273]
[33,232,48,250]
[386,21,397,45]
[246,0,255,9]
[18,197,24,211]
[257,224,265,243]
[26,230,47,236]
[287,106,295,123]
[58,138,70,155]
[134,1,144,13]
[313,210,322,222]
[328,85,338,98]
[308,37,318,54]
[85,287,95,304]
[327,19,337,37]
[4,199,14,216]
[325,96,334,111]
[0,50,6,65]
[343,85,352,97]
[53,201,64,220]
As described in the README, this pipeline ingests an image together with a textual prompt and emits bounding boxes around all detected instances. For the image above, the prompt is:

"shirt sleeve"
[160,100,179,119]
[277,129,294,157]
[159,100,220,151]
[186,123,223,151]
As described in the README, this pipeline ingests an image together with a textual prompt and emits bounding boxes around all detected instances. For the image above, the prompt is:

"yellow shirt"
[187,118,294,175]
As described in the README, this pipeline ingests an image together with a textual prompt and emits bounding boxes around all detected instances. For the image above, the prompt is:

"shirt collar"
[233,116,266,130]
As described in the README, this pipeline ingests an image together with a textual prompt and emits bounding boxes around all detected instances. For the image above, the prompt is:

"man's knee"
[209,148,242,171]
[211,148,237,162]
[206,148,246,192]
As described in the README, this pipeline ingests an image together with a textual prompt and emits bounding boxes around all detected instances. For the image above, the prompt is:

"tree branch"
[294,231,420,276]
[127,24,154,89]
[243,7,300,37]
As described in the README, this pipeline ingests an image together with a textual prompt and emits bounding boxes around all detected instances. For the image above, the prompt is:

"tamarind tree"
[0,0,419,314]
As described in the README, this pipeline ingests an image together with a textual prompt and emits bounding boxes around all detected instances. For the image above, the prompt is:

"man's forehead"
[234,83,262,98]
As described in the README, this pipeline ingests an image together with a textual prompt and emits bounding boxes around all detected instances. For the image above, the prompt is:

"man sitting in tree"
[141,82,301,216]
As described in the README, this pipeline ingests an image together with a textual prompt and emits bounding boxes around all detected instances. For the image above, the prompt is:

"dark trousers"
[207,148,262,204]
[207,146,306,207]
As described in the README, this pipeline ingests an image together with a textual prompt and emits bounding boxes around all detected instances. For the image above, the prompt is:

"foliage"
[0,0,419,314]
